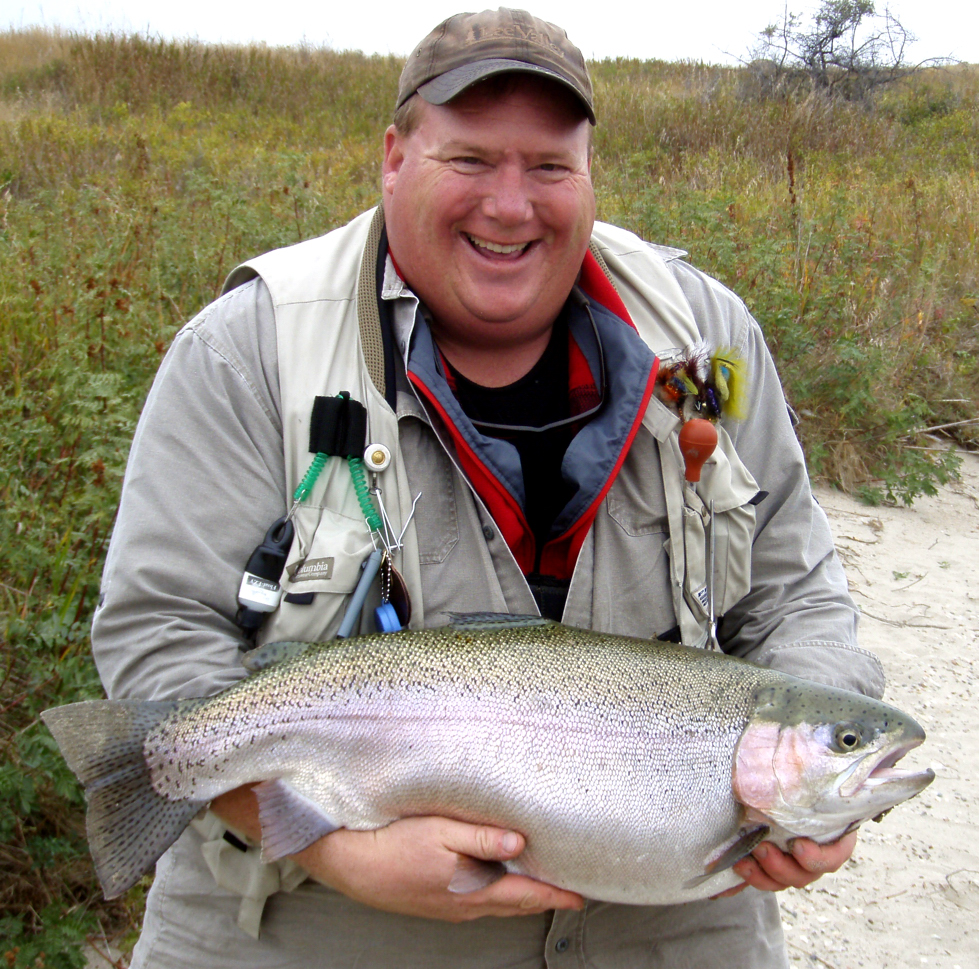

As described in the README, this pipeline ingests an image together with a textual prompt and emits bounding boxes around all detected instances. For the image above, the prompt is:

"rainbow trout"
[43,615,933,903]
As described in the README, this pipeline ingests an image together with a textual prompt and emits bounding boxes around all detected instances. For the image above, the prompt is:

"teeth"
[467,234,527,255]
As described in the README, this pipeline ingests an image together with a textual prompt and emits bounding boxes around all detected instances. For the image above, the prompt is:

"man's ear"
[382,125,404,196]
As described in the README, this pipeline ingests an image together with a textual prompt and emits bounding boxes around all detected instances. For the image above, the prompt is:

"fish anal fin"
[683,825,771,890]
[254,779,339,861]
[446,612,551,631]
[447,856,508,894]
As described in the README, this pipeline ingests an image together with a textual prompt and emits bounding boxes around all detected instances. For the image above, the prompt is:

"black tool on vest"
[235,515,296,637]
[235,392,370,639]
[309,391,368,457]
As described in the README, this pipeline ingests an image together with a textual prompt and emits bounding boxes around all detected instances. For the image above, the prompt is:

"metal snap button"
[364,443,391,472]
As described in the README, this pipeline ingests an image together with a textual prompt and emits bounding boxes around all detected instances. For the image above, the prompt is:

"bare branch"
[748,0,953,101]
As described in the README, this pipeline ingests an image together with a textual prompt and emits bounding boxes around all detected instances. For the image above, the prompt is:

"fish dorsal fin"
[241,640,314,672]
[683,825,771,890]
[446,612,552,631]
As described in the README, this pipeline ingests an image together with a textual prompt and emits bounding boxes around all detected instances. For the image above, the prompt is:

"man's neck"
[433,324,554,387]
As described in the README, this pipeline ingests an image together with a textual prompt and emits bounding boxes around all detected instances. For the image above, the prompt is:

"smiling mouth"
[465,233,533,257]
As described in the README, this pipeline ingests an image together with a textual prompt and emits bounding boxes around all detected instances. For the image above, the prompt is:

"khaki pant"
[130,830,787,969]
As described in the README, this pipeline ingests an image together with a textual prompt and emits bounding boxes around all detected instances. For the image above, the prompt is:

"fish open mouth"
[840,738,935,798]
[862,745,935,790]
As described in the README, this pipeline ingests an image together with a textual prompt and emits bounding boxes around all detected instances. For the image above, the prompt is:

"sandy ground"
[85,454,979,969]
[787,452,979,969]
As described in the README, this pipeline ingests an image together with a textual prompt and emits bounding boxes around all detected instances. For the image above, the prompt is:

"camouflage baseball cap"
[397,8,595,124]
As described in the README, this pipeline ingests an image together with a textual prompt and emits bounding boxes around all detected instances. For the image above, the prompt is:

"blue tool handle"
[374,601,402,633]
[336,548,383,639]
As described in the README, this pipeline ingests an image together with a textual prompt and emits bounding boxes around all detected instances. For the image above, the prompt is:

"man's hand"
[210,786,584,922]
[714,831,859,898]
[296,815,585,922]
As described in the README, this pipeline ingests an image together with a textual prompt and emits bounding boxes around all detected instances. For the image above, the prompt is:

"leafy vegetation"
[1,29,977,964]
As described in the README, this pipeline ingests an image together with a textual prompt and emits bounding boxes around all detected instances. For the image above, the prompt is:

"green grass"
[1,30,977,965]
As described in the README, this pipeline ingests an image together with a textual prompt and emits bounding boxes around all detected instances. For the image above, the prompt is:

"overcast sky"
[5,1,974,65]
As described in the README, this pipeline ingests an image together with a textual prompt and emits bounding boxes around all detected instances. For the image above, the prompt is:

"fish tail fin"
[42,699,208,899]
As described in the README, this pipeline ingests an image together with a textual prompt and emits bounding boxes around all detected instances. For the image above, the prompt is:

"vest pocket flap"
[641,395,681,442]
[281,505,374,594]
[693,424,760,514]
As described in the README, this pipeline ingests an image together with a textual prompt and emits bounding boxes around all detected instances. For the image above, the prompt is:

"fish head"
[732,679,935,843]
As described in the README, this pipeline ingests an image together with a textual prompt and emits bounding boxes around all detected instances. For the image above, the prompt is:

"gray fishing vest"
[223,206,759,651]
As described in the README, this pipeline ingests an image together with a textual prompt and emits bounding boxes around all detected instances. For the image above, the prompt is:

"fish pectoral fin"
[447,856,508,894]
[254,779,340,861]
[683,825,771,890]
[241,641,315,673]
[446,612,552,631]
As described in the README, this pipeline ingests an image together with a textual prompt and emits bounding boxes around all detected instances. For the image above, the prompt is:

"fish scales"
[144,624,777,902]
[42,617,934,904]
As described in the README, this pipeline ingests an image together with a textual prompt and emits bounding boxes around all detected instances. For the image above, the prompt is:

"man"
[92,8,882,967]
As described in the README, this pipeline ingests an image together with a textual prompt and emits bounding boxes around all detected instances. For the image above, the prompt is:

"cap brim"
[416,58,596,124]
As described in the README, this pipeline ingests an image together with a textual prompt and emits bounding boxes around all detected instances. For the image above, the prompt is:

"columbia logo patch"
[288,557,335,582]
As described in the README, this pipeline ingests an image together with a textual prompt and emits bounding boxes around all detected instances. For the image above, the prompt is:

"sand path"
[788,452,979,969]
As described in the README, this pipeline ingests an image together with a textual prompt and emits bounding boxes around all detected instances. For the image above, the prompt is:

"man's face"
[382,77,595,366]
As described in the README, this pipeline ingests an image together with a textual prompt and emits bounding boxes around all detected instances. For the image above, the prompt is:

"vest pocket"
[681,492,756,624]
[258,504,375,643]
[606,424,670,537]
[598,447,676,639]
[280,504,375,595]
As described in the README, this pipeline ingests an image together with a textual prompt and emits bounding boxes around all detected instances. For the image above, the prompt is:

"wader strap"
[357,206,387,399]
[587,239,617,288]
[192,811,308,939]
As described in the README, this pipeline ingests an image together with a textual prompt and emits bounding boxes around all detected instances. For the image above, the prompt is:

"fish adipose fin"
[683,825,771,889]
[41,700,208,900]
[447,856,508,893]
[241,640,316,672]
[446,613,552,631]
[254,778,339,861]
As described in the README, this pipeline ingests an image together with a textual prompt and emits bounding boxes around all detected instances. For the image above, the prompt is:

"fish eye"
[833,723,863,752]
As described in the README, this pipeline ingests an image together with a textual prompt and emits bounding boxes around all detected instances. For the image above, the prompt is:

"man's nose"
[480,167,534,225]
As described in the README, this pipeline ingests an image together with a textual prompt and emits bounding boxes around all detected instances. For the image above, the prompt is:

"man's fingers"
[792,832,858,873]
[478,874,584,915]
[751,843,811,887]
[731,832,860,893]
[733,853,795,892]
[440,819,526,861]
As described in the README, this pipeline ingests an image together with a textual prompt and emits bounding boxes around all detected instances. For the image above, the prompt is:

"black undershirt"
[445,316,577,613]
